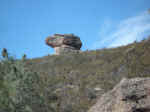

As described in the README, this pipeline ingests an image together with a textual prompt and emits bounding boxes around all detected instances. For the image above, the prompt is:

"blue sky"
[0,0,150,58]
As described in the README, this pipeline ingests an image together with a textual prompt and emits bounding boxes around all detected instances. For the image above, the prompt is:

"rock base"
[54,46,80,55]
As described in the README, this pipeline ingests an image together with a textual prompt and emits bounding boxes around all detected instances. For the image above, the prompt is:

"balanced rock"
[45,34,82,55]
[88,78,150,112]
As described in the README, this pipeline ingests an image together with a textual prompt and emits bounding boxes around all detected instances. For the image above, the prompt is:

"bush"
[0,56,55,112]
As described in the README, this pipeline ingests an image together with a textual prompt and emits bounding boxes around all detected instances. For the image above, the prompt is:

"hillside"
[0,37,150,112]
[27,38,150,111]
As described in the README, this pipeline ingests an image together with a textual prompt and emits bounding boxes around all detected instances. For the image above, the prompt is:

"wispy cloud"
[92,11,150,49]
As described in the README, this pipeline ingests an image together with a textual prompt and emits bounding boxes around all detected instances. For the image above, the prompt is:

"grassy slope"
[24,38,150,112]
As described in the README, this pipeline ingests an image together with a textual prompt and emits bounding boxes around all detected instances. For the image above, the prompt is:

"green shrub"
[0,56,56,112]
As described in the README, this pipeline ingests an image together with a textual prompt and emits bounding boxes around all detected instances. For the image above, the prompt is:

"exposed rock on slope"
[45,34,82,55]
[88,78,150,112]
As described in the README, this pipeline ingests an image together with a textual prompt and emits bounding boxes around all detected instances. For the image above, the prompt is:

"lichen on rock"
[88,78,150,112]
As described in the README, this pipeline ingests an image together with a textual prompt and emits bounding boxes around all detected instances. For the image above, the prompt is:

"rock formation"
[88,78,150,112]
[45,34,82,55]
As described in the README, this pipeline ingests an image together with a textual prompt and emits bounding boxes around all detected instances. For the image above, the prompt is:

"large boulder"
[45,34,82,55]
[88,78,150,112]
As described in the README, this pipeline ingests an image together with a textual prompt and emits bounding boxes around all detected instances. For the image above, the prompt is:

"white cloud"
[92,11,150,49]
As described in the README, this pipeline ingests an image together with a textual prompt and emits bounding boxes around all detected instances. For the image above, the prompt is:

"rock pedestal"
[45,34,82,55]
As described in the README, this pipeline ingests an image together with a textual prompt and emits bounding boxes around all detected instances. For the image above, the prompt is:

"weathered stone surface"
[45,34,82,55]
[88,78,150,112]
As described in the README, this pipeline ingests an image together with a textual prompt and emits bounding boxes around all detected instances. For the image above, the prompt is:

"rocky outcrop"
[88,78,150,112]
[45,34,82,55]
